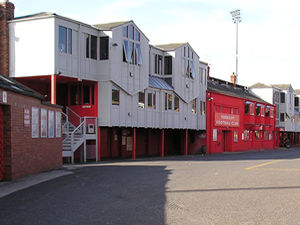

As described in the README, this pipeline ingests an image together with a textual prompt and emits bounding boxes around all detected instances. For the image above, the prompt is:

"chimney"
[0,0,15,76]
[230,72,236,86]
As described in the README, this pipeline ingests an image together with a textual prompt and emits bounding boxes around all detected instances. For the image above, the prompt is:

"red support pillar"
[161,129,165,157]
[51,74,56,104]
[132,127,136,160]
[184,129,188,155]
[98,127,101,161]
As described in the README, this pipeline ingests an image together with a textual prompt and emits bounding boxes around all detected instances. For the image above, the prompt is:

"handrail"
[71,120,85,151]
[66,106,83,125]
[61,111,69,133]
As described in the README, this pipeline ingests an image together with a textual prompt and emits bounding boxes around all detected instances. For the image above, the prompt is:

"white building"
[8,12,207,161]
[250,83,300,147]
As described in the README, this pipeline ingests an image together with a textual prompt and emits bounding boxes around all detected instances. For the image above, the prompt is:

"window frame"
[58,26,72,54]
[112,85,120,106]
[138,91,145,108]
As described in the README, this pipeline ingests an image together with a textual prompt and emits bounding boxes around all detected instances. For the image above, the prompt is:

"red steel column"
[161,129,165,157]
[98,127,101,161]
[132,128,136,160]
[51,74,56,105]
[184,129,188,155]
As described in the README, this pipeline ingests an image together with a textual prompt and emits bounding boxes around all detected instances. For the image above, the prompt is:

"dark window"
[165,93,168,110]
[153,92,156,109]
[256,106,260,116]
[168,94,173,110]
[245,104,249,114]
[295,97,299,107]
[155,55,158,74]
[280,92,285,103]
[91,35,97,60]
[192,99,196,113]
[91,85,95,105]
[83,85,90,104]
[265,107,270,117]
[70,85,81,105]
[85,34,90,58]
[280,113,285,122]
[164,56,172,75]
[112,86,120,105]
[148,93,152,108]
[138,92,145,108]
[135,30,140,41]
[158,55,162,74]
[100,37,109,60]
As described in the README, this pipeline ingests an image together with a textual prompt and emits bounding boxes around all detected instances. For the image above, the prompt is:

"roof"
[0,74,44,100]
[294,89,300,95]
[149,76,173,91]
[249,83,271,89]
[13,12,56,20]
[271,84,291,90]
[93,21,131,30]
[208,77,270,104]
[155,43,187,51]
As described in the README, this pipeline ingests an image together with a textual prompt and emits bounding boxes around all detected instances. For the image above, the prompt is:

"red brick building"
[0,1,62,181]
[206,76,276,154]
[0,74,63,180]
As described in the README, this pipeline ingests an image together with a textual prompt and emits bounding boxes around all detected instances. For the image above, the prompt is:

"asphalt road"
[1,148,300,225]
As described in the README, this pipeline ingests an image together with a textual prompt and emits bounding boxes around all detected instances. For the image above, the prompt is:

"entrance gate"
[0,106,4,181]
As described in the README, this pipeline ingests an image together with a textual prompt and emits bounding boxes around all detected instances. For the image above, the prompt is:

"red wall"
[206,91,276,154]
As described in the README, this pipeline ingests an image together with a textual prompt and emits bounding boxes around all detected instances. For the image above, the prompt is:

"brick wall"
[2,89,62,180]
[0,1,15,76]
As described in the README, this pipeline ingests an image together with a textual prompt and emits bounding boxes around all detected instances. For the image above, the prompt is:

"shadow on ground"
[99,148,300,163]
[0,165,170,225]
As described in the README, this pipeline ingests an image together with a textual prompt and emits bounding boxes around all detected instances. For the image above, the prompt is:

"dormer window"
[182,46,196,79]
[123,24,142,65]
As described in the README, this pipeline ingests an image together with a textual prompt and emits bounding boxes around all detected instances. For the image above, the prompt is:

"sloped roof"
[208,77,270,104]
[0,74,44,100]
[249,82,271,88]
[93,21,131,30]
[271,84,291,90]
[149,76,173,91]
[294,89,300,95]
[155,43,187,51]
[13,12,56,20]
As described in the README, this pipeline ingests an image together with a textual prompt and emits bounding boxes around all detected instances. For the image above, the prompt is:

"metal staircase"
[62,107,98,163]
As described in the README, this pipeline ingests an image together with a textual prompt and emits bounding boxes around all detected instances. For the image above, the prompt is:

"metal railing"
[66,107,82,127]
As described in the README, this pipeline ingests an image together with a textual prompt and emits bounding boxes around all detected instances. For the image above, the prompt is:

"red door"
[0,106,4,181]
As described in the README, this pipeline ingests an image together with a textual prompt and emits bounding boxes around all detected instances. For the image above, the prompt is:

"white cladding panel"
[109,22,149,95]
[9,15,206,131]
[172,45,201,103]
[9,18,55,77]
[55,18,103,81]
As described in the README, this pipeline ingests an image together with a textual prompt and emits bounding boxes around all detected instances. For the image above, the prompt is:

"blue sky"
[12,0,300,88]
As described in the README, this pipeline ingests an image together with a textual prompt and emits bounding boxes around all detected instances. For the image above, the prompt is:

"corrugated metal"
[149,76,173,90]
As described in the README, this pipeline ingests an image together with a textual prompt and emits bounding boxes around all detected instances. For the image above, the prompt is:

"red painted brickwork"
[0,1,14,77]
[1,89,62,180]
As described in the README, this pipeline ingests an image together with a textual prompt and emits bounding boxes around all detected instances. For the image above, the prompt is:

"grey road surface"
[1,148,300,225]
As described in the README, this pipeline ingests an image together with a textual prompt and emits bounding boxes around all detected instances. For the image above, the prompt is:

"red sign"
[215,112,240,127]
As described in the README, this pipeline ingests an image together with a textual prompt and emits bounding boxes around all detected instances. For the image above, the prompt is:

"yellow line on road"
[245,160,284,170]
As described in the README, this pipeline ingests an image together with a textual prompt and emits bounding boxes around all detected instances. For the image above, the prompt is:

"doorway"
[222,130,232,152]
